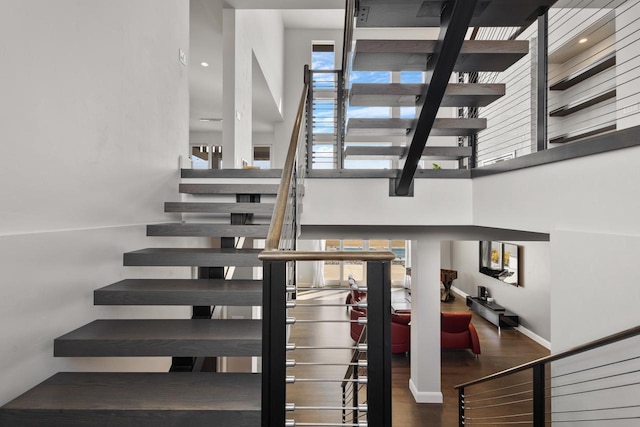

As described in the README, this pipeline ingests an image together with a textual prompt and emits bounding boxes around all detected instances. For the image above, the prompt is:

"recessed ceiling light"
[201,62,209,67]
[199,118,222,122]
[579,38,588,44]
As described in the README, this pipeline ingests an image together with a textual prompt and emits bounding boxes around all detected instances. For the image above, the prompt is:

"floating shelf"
[549,89,616,117]
[549,124,616,144]
[550,53,616,91]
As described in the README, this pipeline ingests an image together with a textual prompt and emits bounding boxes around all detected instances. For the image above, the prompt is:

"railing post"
[532,364,546,427]
[336,71,345,170]
[458,386,465,426]
[262,261,287,427]
[536,12,548,152]
[306,66,314,173]
[366,260,392,427]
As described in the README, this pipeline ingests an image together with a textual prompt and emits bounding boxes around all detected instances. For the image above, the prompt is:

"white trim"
[517,325,551,350]
[409,379,443,403]
[451,287,551,350]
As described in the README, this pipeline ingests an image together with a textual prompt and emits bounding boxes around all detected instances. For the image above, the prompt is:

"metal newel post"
[533,364,546,427]
[365,260,392,427]
[458,386,465,426]
[262,261,287,427]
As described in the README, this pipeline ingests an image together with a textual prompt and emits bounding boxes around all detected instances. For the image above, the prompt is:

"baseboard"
[451,287,551,350]
[409,379,443,403]
[451,286,468,298]
[517,325,551,350]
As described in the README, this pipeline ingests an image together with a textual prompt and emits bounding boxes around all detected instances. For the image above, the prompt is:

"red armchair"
[441,312,481,356]
[349,304,411,354]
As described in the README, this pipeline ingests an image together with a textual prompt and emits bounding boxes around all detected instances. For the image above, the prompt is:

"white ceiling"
[189,1,345,134]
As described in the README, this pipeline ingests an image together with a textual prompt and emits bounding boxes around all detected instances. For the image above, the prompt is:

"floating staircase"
[0,170,277,426]
[345,0,555,170]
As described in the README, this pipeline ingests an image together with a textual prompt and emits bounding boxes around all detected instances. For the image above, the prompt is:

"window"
[253,145,271,169]
[322,240,407,285]
[191,146,209,169]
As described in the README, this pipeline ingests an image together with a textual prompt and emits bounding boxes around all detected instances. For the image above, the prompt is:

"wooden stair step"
[54,319,261,357]
[181,168,282,178]
[0,372,260,427]
[344,145,472,160]
[165,202,274,215]
[349,83,505,107]
[179,183,279,195]
[147,223,269,238]
[353,39,529,72]
[123,248,261,267]
[94,279,262,306]
[347,117,486,137]
[356,0,555,28]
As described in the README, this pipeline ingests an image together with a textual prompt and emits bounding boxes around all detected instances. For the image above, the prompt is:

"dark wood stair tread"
[344,145,472,160]
[181,168,282,178]
[549,52,616,91]
[54,319,261,357]
[94,279,262,306]
[123,248,262,267]
[147,223,270,237]
[179,183,279,195]
[353,39,529,72]
[350,83,505,107]
[0,372,260,427]
[356,0,556,28]
[347,117,486,136]
[165,202,274,214]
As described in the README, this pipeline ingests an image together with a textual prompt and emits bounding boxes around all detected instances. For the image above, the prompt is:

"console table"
[466,297,519,334]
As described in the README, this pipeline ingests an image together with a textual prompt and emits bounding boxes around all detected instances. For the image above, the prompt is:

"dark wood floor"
[288,288,549,426]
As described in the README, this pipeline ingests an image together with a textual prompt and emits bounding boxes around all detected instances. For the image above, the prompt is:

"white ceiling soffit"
[223,0,345,9]
[281,10,345,29]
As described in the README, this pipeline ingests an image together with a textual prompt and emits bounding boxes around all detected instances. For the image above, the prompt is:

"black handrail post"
[305,65,313,172]
[337,70,345,170]
[366,260,392,427]
[536,12,548,152]
[533,364,546,427]
[262,260,287,427]
[458,386,465,427]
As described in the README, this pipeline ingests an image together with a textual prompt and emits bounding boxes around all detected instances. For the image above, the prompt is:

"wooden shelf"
[550,53,616,91]
[549,89,616,117]
[549,124,616,144]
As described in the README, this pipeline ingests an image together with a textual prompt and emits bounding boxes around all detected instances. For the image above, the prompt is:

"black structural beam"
[536,12,548,152]
[395,0,478,196]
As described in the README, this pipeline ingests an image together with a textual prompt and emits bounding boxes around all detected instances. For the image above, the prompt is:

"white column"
[409,237,443,403]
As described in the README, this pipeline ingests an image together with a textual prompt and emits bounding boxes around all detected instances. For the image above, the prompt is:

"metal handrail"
[341,0,356,80]
[260,65,394,262]
[455,324,640,389]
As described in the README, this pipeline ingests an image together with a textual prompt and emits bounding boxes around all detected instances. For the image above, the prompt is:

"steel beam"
[395,0,478,196]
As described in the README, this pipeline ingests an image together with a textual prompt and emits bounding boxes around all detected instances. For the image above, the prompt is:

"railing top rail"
[264,76,309,251]
[259,250,395,262]
[455,324,640,390]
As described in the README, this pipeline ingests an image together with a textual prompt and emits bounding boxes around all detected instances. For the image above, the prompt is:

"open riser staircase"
[343,0,556,177]
[0,169,280,427]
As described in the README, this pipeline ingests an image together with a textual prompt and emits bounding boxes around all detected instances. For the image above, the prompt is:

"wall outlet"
[179,48,186,66]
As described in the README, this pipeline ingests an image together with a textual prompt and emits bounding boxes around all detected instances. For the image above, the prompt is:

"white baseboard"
[451,286,551,350]
[409,379,443,403]
[517,325,551,350]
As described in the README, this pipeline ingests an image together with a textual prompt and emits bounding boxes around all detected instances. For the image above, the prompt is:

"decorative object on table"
[440,269,458,302]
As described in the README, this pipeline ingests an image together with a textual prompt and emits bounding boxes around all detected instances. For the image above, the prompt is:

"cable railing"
[455,324,640,426]
[260,65,395,427]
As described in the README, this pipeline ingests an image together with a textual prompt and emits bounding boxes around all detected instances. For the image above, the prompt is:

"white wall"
[450,241,551,343]
[223,9,284,168]
[190,130,223,147]
[0,0,191,405]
